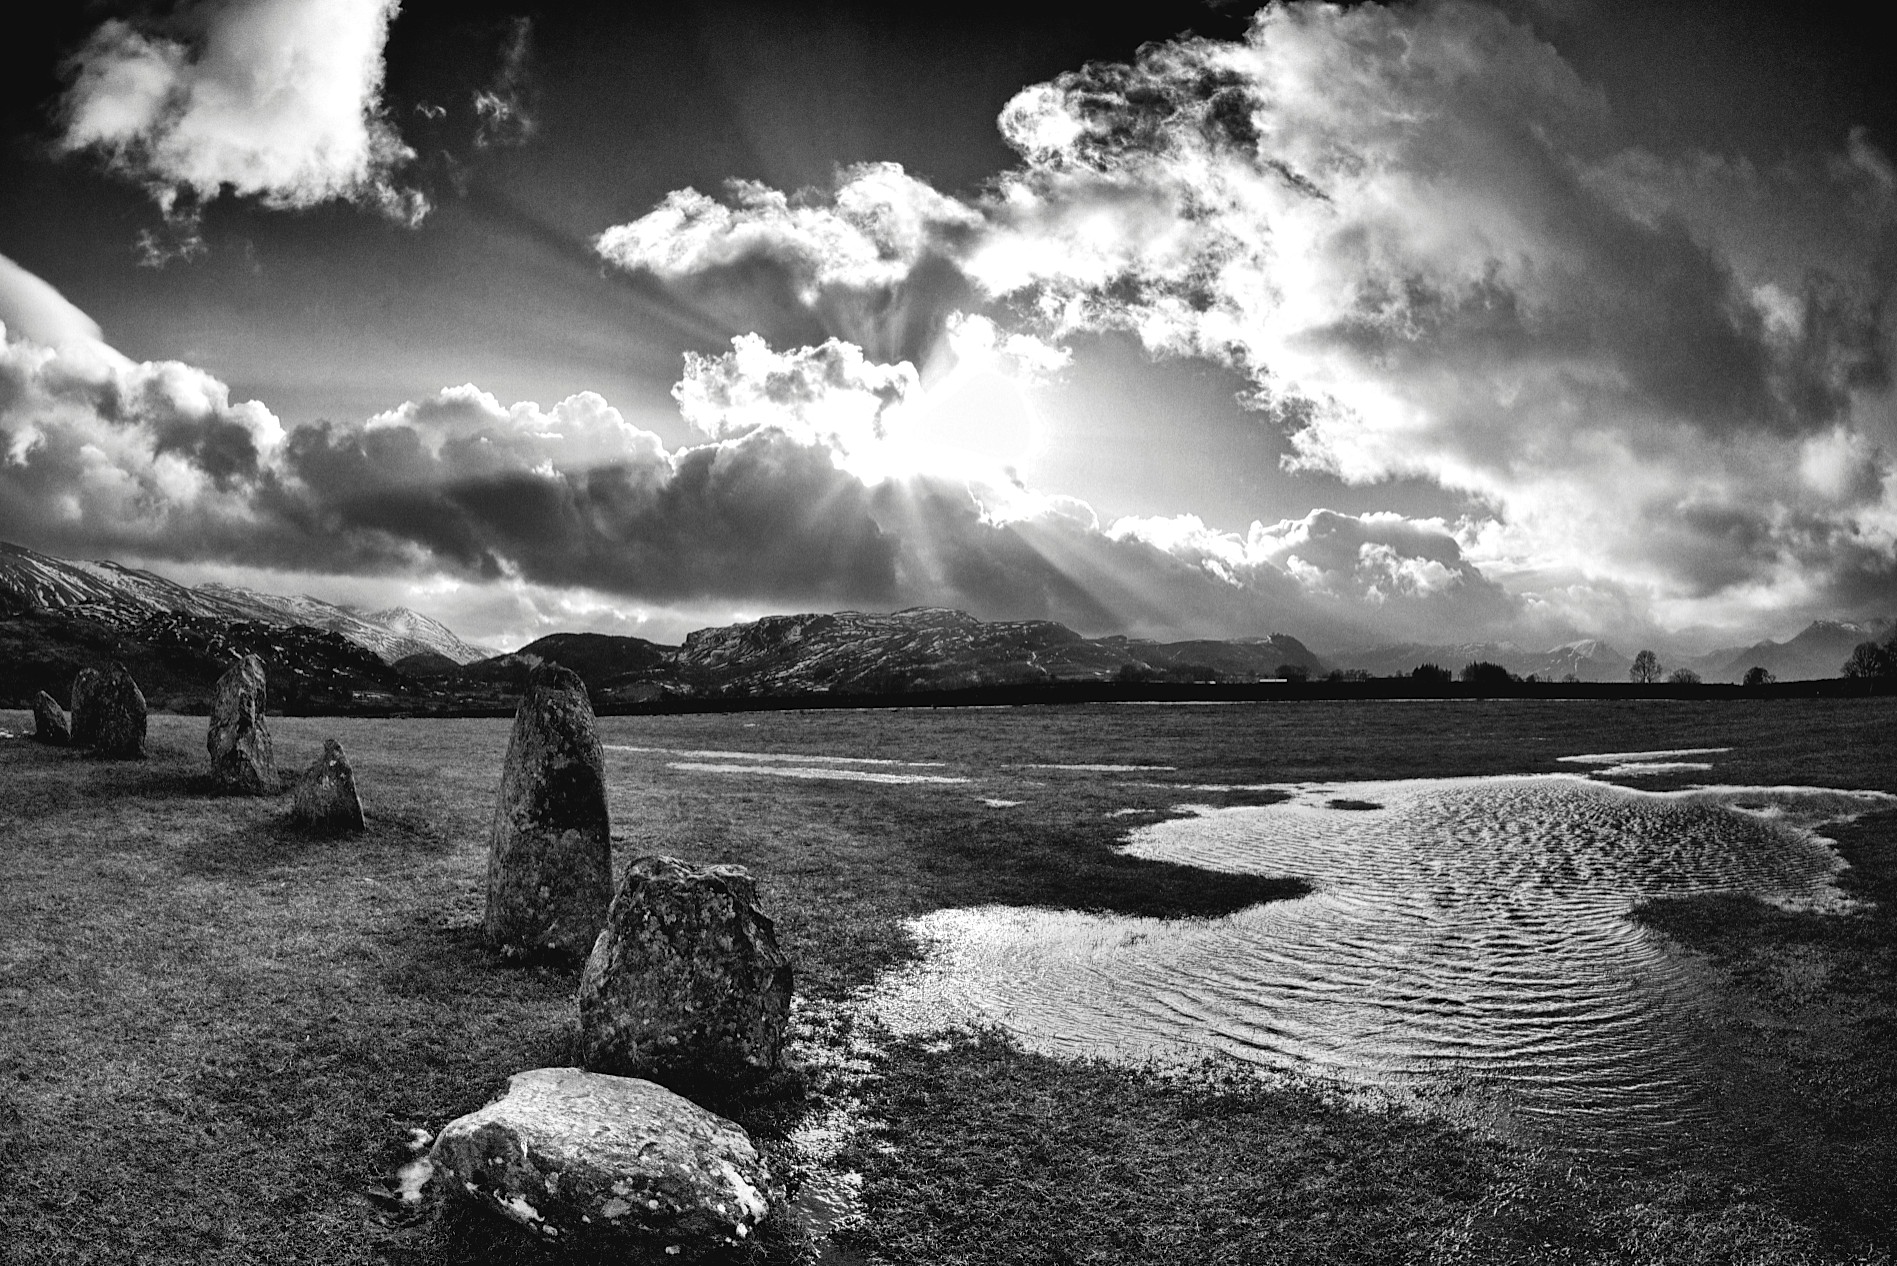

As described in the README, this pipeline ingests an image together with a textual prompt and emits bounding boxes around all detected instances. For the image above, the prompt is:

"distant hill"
[1705,619,1895,684]
[0,608,419,713]
[0,541,491,665]
[455,632,675,701]
[420,609,1327,706]
[1097,634,1324,680]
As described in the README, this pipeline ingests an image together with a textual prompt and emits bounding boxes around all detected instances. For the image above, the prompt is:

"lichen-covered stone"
[426,1067,774,1258]
[579,856,793,1090]
[32,691,70,746]
[68,668,102,747]
[292,738,365,831]
[207,653,276,793]
[91,663,147,759]
[482,663,612,963]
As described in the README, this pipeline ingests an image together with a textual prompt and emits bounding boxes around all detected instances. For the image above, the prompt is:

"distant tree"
[1560,673,1581,684]
[1629,650,1662,684]
[1742,666,1776,688]
[1410,663,1452,684]
[1668,668,1702,685]
[1460,661,1515,688]
[1339,668,1373,682]
[1276,662,1310,683]
[1843,640,1894,679]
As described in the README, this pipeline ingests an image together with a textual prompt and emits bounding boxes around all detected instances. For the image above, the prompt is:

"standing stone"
[32,691,70,746]
[426,1067,774,1257]
[207,653,277,793]
[292,738,365,831]
[579,856,793,1090]
[482,663,612,963]
[68,668,102,747]
[91,662,147,759]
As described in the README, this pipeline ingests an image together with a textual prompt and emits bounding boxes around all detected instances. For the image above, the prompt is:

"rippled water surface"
[869,771,1892,1154]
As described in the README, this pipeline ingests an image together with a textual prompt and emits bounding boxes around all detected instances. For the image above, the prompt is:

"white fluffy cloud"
[58,0,424,249]
[974,0,1897,627]
[1,246,1526,644]
[593,0,1897,634]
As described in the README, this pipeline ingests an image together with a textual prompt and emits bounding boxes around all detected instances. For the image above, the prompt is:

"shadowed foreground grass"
[2,700,1894,1264]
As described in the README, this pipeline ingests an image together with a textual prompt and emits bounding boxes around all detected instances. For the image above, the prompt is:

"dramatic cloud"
[58,0,424,259]
[2,248,1516,644]
[594,163,986,362]
[0,277,287,557]
[594,0,1897,633]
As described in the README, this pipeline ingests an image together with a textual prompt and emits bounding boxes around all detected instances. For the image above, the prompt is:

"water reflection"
[869,774,1892,1155]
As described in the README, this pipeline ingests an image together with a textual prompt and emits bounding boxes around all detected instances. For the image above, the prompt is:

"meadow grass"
[2,699,1893,1263]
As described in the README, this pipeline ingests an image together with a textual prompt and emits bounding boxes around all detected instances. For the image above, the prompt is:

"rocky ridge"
[1,541,490,665]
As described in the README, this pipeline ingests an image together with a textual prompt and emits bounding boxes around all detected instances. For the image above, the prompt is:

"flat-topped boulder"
[68,668,102,747]
[90,663,147,759]
[482,663,612,963]
[292,738,365,832]
[579,856,793,1090]
[207,653,276,793]
[33,691,70,746]
[426,1067,774,1258]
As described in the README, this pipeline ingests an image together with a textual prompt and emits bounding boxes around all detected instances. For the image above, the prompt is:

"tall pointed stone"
[483,663,612,964]
[207,652,276,793]
[91,662,147,759]
[292,738,365,832]
[33,691,70,746]
[207,653,276,793]
[69,668,102,748]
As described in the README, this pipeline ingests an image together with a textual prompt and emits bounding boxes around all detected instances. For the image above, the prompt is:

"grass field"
[2,699,1894,1264]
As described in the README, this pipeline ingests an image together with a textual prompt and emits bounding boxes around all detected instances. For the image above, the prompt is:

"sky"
[1,0,1893,654]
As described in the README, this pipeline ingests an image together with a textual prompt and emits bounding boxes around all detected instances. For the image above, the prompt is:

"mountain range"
[0,541,492,664]
[2,541,1889,711]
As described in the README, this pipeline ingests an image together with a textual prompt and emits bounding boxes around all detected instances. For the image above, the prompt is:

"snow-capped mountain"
[1,541,491,665]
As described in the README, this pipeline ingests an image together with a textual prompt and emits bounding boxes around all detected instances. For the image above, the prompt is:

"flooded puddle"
[666,761,969,785]
[607,745,947,767]
[867,773,1892,1154]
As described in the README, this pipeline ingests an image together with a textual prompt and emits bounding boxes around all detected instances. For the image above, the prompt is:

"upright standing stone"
[68,668,102,747]
[483,663,612,963]
[207,653,276,792]
[579,856,793,1090]
[292,738,365,831]
[92,662,147,759]
[33,691,70,746]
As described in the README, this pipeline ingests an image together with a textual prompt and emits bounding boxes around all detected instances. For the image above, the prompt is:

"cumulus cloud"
[0,273,287,558]
[58,0,425,256]
[593,0,1897,632]
[978,0,1897,627]
[2,243,1532,644]
[594,163,986,362]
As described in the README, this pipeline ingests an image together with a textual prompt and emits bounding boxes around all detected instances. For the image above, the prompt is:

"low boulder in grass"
[32,691,70,745]
[91,663,147,759]
[207,653,276,793]
[68,668,102,747]
[482,662,613,964]
[579,856,793,1090]
[292,738,365,832]
[426,1067,774,1257]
